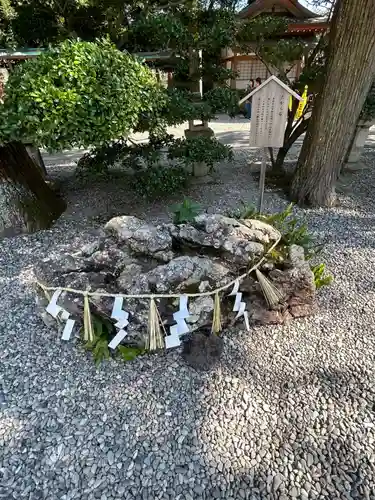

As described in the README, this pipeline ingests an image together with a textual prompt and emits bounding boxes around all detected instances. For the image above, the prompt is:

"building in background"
[222,0,329,90]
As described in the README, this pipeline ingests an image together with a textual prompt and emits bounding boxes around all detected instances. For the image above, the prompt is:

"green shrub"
[76,139,129,180]
[168,136,233,171]
[132,164,189,199]
[0,39,160,150]
[204,87,241,117]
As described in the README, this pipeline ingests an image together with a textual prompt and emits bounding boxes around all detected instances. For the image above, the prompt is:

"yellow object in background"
[295,85,308,120]
[289,85,308,120]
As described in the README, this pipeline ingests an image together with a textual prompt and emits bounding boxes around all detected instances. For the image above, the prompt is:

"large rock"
[105,216,173,262]
[34,214,317,348]
[169,214,279,266]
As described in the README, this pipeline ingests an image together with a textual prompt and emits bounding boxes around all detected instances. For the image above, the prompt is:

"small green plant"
[234,202,320,260]
[132,164,189,199]
[85,315,113,366]
[311,263,333,289]
[168,136,233,171]
[230,202,332,288]
[228,201,257,220]
[85,314,144,366]
[118,345,144,362]
[171,199,201,224]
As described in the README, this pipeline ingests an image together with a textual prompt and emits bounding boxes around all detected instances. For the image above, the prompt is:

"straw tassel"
[211,292,222,334]
[83,293,94,343]
[146,298,165,352]
[255,269,284,309]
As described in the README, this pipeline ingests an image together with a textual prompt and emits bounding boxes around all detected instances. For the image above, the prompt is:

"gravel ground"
[1,140,375,500]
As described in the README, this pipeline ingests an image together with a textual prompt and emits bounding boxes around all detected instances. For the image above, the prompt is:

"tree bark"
[25,144,47,178]
[272,118,310,170]
[291,0,375,207]
[0,142,66,238]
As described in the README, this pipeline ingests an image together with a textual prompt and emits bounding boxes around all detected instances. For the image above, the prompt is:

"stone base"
[346,120,374,164]
[192,161,210,177]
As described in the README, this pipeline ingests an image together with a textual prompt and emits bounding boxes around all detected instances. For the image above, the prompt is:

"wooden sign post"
[239,76,302,212]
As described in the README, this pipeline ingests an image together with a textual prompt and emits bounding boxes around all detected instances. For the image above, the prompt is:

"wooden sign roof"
[238,75,302,105]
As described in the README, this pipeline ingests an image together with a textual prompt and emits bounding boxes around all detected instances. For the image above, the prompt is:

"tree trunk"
[291,0,375,207]
[25,144,47,178]
[0,142,66,238]
[273,146,288,170]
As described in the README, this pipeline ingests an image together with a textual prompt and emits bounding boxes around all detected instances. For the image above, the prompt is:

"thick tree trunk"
[291,0,375,207]
[0,142,66,238]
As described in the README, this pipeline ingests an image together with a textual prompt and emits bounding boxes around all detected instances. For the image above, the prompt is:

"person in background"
[244,79,254,119]
[255,77,262,87]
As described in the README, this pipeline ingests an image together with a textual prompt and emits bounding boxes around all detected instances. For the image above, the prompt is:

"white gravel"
[1,143,375,500]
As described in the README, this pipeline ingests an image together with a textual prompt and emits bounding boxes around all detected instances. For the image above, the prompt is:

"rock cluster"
[35,214,317,347]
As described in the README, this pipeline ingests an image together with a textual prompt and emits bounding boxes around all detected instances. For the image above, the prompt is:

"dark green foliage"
[85,314,144,366]
[0,40,160,150]
[75,134,192,198]
[168,136,233,171]
[132,164,189,199]
[84,315,114,366]
[311,263,333,289]
[171,199,201,224]
[128,13,190,52]
[76,139,129,180]
[204,87,241,116]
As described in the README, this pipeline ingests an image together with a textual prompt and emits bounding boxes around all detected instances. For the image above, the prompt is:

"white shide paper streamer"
[109,297,129,349]
[167,295,190,349]
[229,280,250,331]
[46,289,76,340]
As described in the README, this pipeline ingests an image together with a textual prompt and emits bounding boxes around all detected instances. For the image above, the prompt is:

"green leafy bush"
[0,39,160,150]
[204,87,241,117]
[76,139,130,179]
[171,199,201,224]
[132,164,189,199]
[169,136,233,171]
